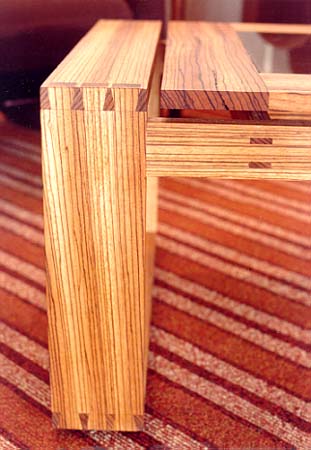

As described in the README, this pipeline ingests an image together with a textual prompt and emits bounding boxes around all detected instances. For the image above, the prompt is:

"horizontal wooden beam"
[262,73,311,120]
[146,119,311,180]
[231,22,311,34]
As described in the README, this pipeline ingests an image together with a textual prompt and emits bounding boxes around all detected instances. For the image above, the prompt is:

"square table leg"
[41,87,147,431]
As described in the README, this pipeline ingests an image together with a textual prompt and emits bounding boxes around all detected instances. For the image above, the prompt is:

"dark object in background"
[243,0,311,74]
[243,0,311,24]
[0,0,165,128]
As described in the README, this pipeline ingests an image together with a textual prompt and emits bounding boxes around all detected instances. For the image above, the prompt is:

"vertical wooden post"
[40,21,161,431]
[41,84,148,431]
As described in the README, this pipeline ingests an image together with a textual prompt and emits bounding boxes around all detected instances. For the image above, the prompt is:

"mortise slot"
[250,137,273,144]
[249,162,272,169]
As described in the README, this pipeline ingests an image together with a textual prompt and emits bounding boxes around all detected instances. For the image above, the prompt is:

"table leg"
[41,87,147,431]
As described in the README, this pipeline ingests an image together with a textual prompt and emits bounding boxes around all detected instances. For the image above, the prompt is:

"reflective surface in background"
[238,31,311,74]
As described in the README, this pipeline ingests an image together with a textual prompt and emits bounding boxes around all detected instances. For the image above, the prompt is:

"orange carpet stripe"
[156,247,311,329]
[0,288,47,345]
[148,351,311,449]
[0,268,45,311]
[152,300,311,400]
[0,382,95,450]
[0,250,45,287]
[0,184,42,214]
[0,228,44,268]
[0,427,28,450]
[0,215,43,246]
[207,179,311,215]
[155,267,311,345]
[0,137,41,155]
[0,152,41,176]
[159,205,311,278]
[0,173,42,199]
[159,187,309,256]
[0,144,41,165]
[0,164,42,188]
[273,180,311,199]
[154,284,311,368]
[147,371,291,449]
[187,178,311,228]
[0,322,48,370]
[161,178,310,235]
[143,411,208,449]
[0,199,43,228]
[150,326,311,422]
[229,179,311,204]
[0,122,41,146]
[158,226,310,304]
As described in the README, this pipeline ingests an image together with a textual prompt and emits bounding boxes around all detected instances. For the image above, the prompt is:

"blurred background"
[0,0,310,128]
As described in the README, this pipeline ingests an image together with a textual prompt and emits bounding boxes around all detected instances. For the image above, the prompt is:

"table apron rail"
[146,119,311,180]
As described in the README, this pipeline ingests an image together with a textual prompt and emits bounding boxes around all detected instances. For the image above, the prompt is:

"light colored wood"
[145,182,158,387]
[143,42,161,390]
[145,178,158,331]
[145,178,158,338]
[161,21,268,111]
[41,20,161,431]
[177,74,311,120]
[43,20,161,91]
[146,118,311,180]
[231,22,311,35]
[262,73,311,119]
[146,177,159,234]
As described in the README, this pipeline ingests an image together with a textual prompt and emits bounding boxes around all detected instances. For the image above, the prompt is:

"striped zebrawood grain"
[146,119,311,179]
[144,41,161,390]
[41,20,161,431]
[262,74,311,120]
[43,20,161,103]
[161,21,268,111]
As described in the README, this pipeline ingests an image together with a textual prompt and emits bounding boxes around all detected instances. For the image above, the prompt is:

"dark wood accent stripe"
[39,87,50,110]
[103,88,115,111]
[250,138,273,145]
[249,161,272,169]
[71,88,84,110]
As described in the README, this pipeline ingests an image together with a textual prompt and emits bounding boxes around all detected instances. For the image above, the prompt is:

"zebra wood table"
[40,20,311,431]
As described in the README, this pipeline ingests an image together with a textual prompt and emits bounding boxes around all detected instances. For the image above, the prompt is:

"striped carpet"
[0,115,310,450]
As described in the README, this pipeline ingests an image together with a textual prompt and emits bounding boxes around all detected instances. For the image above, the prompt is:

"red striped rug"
[0,116,310,450]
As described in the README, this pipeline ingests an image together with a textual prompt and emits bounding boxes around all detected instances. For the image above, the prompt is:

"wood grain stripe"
[250,138,273,145]
[161,22,268,111]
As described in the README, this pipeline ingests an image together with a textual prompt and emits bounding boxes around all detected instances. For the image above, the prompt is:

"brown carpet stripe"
[0,118,311,449]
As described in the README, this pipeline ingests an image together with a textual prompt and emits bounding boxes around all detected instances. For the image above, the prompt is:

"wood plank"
[42,20,161,111]
[231,22,311,35]
[161,21,268,111]
[262,73,311,119]
[144,42,161,389]
[146,118,311,180]
[41,20,161,431]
